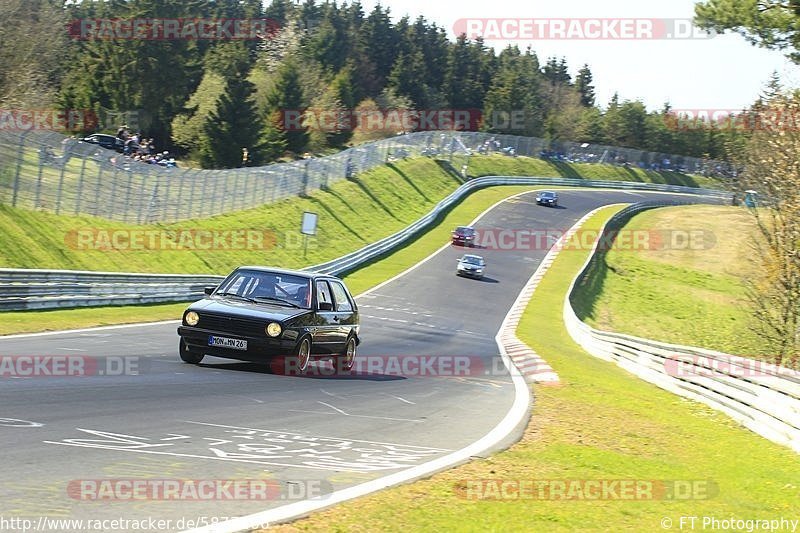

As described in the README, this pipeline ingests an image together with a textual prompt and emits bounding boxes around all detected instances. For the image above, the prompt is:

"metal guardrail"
[563,202,800,453]
[0,178,731,311]
[0,268,224,311]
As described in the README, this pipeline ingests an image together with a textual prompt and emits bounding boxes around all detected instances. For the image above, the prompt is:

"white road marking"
[160,434,191,441]
[387,395,415,405]
[46,425,449,472]
[319,389,348,400]
[184,421,451,449]
[287,403,424,424]
[318,401,348,416]
[0,418,43,427]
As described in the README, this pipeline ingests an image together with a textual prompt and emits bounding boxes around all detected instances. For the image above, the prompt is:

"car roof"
[235,266,333,280]
[455,226,474,231]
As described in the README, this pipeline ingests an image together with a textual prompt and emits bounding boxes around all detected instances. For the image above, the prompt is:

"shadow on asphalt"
[198,361,408,381]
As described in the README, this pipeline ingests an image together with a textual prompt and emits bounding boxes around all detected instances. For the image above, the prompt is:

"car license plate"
[208,336,247,351]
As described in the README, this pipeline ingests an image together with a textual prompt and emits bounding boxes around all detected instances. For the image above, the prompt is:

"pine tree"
[359,5,399,88]
[266,58,309,154]
[200,75,266,168]
[172,69,226,153]
[387,50,428,108]
[482,46,544,136]
[575,64,596,107]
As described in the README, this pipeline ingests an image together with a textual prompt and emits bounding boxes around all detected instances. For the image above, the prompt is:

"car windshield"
[540,192,556,198]
[462,256,485,265]
[216,269,312,309]
[456,227,474,235]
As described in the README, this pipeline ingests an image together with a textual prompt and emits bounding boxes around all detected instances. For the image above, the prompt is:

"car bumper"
[457,269,484,278]
[177,326,297,362]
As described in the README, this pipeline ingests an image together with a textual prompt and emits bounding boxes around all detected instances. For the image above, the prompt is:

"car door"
[328,280,356,351]
[313,280,339,353]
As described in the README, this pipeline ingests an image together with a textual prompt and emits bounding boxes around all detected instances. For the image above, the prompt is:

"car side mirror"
[204,286,216,295]
[319,302,334,311]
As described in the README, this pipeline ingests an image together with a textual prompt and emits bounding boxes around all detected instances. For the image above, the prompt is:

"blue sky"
[356,0,799,111]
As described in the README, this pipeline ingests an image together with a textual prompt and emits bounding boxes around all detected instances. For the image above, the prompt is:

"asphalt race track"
[0,189,704,531]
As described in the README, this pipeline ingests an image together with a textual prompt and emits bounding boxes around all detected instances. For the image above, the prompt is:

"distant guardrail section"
[563,202,800,453]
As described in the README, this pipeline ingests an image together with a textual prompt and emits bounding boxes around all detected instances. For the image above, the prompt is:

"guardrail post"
[10,160,21,208]
[54,152,68,215]
[93,157,104,218]
[74,157,88,215]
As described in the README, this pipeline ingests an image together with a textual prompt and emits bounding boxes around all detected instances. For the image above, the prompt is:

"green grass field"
[265,207,799,533]
[0,154,723,336]
[0,154,719,275]
[0,184,539,335]
[572,205,762,357]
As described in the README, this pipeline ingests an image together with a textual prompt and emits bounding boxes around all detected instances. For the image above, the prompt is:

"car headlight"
[185,311,199,326]
[266,322,283,338]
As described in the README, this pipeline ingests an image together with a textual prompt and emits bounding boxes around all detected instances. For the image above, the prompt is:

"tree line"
[2,0,751,168]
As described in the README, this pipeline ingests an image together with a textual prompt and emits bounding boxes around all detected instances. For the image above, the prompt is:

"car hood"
[187,297,312,322]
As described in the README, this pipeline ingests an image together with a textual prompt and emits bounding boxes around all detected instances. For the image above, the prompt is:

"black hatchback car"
[81,134,124,152]
[177,267,360,374]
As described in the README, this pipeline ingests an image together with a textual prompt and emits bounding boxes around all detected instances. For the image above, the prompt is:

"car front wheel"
[179,340,204,364]
[295,337,312,374]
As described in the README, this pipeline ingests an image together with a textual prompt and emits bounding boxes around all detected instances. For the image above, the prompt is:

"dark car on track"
[177,266,360,374]
[80,134,124,152]
[456,254,486,279]
[536,190,559,207]
[451,225,476,246]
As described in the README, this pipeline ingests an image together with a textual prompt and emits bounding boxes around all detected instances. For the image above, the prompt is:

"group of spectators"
[116,125,177,168]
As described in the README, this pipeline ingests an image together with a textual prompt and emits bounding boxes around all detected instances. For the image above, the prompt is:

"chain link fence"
[0,129,734,223]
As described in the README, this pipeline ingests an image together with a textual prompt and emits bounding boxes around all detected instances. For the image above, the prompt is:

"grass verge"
[260,205,799,533]
[572,205,762,357]
[0,154,719,275]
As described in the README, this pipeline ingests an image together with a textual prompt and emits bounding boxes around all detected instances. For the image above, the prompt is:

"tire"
[179,340,204,364]
[295,337,312,375]
[340,336,357,372]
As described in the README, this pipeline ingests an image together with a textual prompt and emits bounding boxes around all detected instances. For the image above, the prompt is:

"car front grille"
[196,313,267,337]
